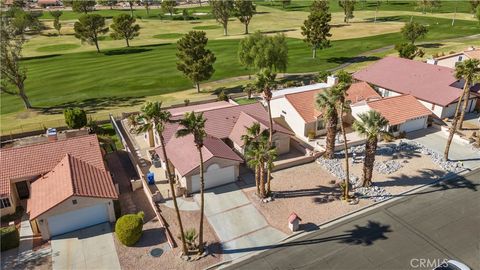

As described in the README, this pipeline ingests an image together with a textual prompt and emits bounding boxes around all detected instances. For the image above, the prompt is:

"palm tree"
[445,59,480,159]
[333,70,353,200]
[353,110,390,187]
[136,101,188,255]
[176,111,207,255]
[316,87,341,159]
[242,123,262,195]
[255,68,278,196]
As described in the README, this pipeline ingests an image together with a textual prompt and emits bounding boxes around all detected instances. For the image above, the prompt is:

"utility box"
[288,212,302,232]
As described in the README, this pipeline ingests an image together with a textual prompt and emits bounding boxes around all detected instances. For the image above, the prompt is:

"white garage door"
[402,117,427,133]
[48,203,109,237]
[191,164,235,193]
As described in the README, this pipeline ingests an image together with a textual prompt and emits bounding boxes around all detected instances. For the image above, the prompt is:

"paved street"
[226,169,480,270]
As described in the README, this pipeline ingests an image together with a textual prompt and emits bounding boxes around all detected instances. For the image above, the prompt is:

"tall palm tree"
[241,123,262,195]
[136,101,188,255]
[176,111,207,255]
[316,87,341,159]
[333,70,353,200]
[458,59,479,129]
[445,59,480,159]
[353,110,390,187]
[255,68,278,196]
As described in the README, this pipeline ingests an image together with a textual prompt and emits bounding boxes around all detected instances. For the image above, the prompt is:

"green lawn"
[256,0,475,14]
[234,97,259,105]
[39,6,213,20]
[2,15,478,116]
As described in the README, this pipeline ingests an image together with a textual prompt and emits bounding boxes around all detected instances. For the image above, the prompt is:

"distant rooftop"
[271,83,330,99]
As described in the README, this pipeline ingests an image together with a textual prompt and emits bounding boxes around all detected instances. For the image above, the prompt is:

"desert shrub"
[115,211,144,246]
[178,228,197,251]
[1,226,20,251]
[217,90,229,101]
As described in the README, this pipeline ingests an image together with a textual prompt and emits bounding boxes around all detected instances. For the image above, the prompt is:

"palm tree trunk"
[445,82,469,159]
[325,113,338,159]
[196,82,200,93]
[362,137,377,187]
[259,162,266,198]
[197,146,205,255]
[129,2,134,17]
[159,134,188,255]
[339,102,350,200]
[255,165,260,195]
[148,128,155,147]
[312,47,316,59]
[459,91,471,130]
[266,166,272,195]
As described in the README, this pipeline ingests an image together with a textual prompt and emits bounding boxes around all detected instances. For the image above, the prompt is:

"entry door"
[16,181,29,199]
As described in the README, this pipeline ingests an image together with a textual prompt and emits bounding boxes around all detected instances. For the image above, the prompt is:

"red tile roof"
[168,101,234,117]
[367,95,432,126]
[284,82,380,123]
[156,135,243,177]
[28,154,117,219]
[347,82,381,103]
[228,112,270,147]
[353,57,466,106]
[0,135,106,197]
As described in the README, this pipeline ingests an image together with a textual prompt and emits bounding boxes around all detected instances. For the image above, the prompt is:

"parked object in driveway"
[434,260,471,270]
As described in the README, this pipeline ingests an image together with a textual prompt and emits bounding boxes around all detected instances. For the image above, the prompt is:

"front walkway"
[407,128,480,170]
[193,183,287,261]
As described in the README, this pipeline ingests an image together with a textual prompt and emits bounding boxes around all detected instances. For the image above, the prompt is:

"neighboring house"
[0,135,117,240]
[154,103,293,194]
[429,46,480,69]
[354,56,479,119]
[351,94,432,135]
[270,81,381,141]
[37,0,63,8]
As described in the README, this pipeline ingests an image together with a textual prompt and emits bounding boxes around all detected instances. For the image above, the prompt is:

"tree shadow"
[278,74,318,85]
[103,48,152,56]
[212,85,245,95]
[134,228,167,247]
[364,16,403,23]
[418,43,444,49]
[39,96,145,115]
[219,220,392,254]
[373,168,447,188]
[327,56,380,65]
[275,185,341,199]
[261,29,296,34]
[22,54,62,61]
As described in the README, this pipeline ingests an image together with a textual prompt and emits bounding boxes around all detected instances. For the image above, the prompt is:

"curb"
[211,167,478,270]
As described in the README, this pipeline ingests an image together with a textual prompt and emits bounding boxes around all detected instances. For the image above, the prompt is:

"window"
[281,110,287,115]
[316,119,324,131]
[72,199,78,205]
[0,198,11,209]
[389,125,399,133]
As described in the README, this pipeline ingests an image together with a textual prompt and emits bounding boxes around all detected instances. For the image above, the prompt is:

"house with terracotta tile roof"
[0,135,117,240]
[270,82,381,141]
[431,46,480,69]
[153,103,293,194]
[351,94,432,135]
[354,56,478,119]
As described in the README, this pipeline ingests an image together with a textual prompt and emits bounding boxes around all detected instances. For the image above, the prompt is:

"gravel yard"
[243,140,450,235]
[114,189,222,270]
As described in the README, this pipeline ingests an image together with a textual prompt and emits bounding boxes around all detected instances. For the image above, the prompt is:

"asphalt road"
[225,169,480,270]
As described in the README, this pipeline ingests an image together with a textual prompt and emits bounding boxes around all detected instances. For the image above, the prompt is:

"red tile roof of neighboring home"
[284,82,380,123]
[353,56,468,106]
[435,47,480,61]
[367,95,432,126]
[28,154,117,220]
[168,101,234,117]
[346,81,381,103]
[0,135,106,197]
[156,135,243,177]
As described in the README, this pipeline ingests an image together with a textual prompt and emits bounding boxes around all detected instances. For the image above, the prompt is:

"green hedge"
[1,226,20,251]
[115,212,144,246]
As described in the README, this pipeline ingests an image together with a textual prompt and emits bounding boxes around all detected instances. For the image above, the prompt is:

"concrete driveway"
[194,183,287,260]
[51,223,120,270]
[407,128,480,170]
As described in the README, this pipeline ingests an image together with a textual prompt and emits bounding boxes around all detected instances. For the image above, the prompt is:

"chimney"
[326,75,338,86]
[46,128,57,142]
[426,58,437,65]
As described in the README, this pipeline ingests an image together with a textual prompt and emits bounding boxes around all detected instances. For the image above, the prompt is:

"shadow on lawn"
[418,43,444,49]
[103,48,152,56]
[219,220,392,254]
[327,55,381,65]
[39,96,145,115]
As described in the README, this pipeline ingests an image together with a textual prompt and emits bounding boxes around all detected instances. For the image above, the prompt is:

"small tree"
[63,108,87,129]
[301,0,331,59]
[49,10,62,35]
[234,0,256,34]
[238,31,262,75]
[161,0,176,17]
[338,0,356,23]
[416,0,441,14]
[74,14,109,53]
[281,0,291,9]
[71,0,96,14]
[395,42,425,59]
[115,212,144,246]
[238,32,288,73]
[470,0,480,16]
[110,14,140,47]
[210,0,234,36]
[176,31,216,93]
[401,21,428,44]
